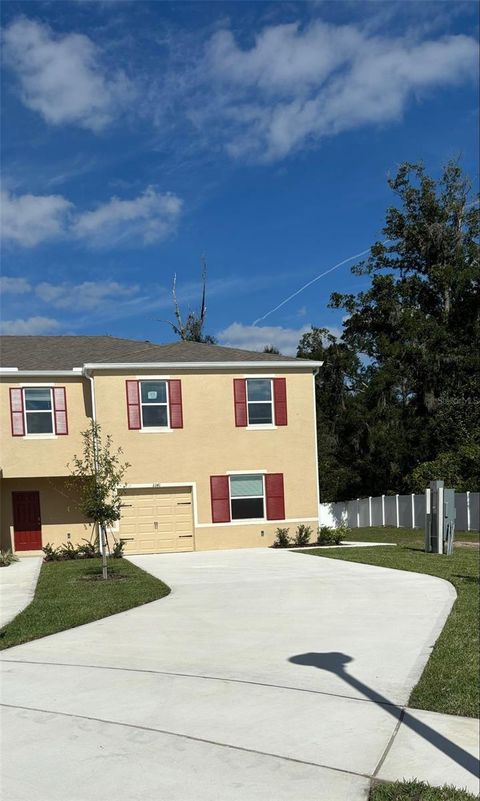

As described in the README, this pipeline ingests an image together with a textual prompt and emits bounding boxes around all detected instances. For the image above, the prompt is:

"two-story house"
[0,336,322,555]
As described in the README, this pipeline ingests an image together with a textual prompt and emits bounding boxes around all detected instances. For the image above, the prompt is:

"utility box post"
[425,486,432,552]
[425,480,455,555]
[443,488,456,556]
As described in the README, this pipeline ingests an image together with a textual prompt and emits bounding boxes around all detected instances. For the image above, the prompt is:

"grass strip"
[0,557,170,650]
[369,779,478,801]
[301,527,479,717]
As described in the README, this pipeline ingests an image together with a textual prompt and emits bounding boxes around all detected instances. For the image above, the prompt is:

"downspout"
[83,369,104,560]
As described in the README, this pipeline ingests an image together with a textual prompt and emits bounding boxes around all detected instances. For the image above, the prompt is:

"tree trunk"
[101,524,108,579]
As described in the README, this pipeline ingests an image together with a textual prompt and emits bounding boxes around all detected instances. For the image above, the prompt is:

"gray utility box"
[425,480,456,555]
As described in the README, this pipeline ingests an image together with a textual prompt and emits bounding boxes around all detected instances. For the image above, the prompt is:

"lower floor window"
[230,474,264,519]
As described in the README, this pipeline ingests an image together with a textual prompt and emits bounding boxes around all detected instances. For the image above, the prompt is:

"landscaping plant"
[0,549,19,567]
[76,538,100,559]
[42,543,61,562]
[68,422,130,579]
[317,526,342,546]
[58,541,78,560]
[293,524,313,547]
[273,527,291,548]
[111,538,126,558]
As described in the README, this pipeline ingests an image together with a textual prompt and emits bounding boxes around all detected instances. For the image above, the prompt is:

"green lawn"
[369,779,478,801]
[301,527,479,717]
[0,557,170,650]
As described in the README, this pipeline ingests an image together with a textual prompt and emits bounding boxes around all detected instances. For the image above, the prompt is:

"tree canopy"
[299,161,479,501]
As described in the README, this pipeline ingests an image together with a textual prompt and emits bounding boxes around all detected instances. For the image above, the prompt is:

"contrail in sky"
[252,243,388,326]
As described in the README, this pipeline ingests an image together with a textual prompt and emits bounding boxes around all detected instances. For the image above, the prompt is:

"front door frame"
[12,490,42,551]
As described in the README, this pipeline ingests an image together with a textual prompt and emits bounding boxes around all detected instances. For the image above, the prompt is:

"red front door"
[12,491,42,551]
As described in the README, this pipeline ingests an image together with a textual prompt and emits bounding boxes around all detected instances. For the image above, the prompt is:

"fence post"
[368,496,372,527]
[381,494,385,526]
[396,494,400,528]
[356,499,360,529]
[466,491,470,532]
[411,494,415,528]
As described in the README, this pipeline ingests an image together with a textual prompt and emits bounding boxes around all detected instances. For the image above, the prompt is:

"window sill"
[246,425,277,430]
[138,428,174,433]
[23,434,58,440]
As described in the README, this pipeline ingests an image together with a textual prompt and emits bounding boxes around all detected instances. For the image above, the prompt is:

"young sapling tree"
[68,422,130,579]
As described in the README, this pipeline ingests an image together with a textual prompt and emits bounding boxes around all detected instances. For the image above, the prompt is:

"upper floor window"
[126,379,183,431]
[24,388,54,434]
[246,379,273,425]
[10,386,68,437]
[140,381,169,428]
[233,377,287,428]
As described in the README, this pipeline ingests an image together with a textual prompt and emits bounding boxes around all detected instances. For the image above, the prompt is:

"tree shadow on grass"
[288,652,479,779]
[452,575,479,585]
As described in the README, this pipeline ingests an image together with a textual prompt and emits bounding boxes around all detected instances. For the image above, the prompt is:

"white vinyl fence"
[320,491,479,532]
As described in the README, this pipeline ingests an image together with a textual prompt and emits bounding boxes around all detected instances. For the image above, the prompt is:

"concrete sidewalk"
[378,707,479,793]
[0,556,42,627]
[0,548,477,800]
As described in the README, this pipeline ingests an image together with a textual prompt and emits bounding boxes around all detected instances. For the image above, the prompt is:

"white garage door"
[119,487,194,554]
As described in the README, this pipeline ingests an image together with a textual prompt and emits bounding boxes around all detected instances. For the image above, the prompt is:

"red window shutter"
[126,380,141,429]
[265,473,285,520]
[210,475,231,523]
[273,378,287,426]
[52,387,68,435]
[168,380,183,429]
[10,388,25,436]
[233,379,247,426]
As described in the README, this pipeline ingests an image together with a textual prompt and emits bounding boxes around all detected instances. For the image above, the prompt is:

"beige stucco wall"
[0,377,90,478]
[0,477,92,553]
[93,368,319,526]
[193,521,314,551]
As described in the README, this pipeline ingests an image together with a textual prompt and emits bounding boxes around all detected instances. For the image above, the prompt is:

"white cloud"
[0,316,61,334]
[202,22,479,161]
[0,276,32,294]
[0,189,72,247]
[35,280,139,310]
[3,17,134,132]
[72,187,183,247]
[1,187,182,248]
[217,322,311,355]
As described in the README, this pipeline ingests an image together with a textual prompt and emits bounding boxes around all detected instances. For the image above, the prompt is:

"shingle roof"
[0,336,312,371]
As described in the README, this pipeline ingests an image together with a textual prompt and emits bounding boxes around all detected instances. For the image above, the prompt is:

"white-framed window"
[24,387,54,434]
[246,379,273,425]
[140,380,169,428]
[230,473,265,520]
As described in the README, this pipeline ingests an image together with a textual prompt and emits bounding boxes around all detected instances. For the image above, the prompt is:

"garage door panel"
[119,488,194,554]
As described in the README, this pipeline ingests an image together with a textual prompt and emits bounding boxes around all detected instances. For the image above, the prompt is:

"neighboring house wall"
[0,377,89,478]
[1,366,319,553]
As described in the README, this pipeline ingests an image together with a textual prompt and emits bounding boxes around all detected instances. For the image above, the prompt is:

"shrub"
[336,520,351,541]
[293,524,313,547]
[273,527,291,548]
[76,539,100,559]
[0,549,19,567]
[111,538,126,558]
[42,543,61,562]
[58,541,78,560]
[316,526,342,546]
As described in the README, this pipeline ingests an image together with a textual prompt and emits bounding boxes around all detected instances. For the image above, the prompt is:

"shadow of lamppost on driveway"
[288,652,479,779]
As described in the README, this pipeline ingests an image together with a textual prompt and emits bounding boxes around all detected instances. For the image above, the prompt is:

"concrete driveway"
[0,548,461,800]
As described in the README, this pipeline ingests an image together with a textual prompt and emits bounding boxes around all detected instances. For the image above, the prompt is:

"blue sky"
[1,0,478,353]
